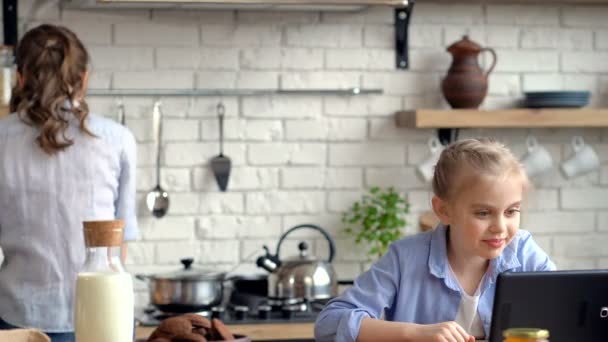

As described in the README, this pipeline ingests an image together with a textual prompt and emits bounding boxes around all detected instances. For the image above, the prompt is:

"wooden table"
[136,322,315,341]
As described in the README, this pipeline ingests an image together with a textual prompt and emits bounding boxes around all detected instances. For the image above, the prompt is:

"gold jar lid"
[503,328,550,339]
[83,220,124,247]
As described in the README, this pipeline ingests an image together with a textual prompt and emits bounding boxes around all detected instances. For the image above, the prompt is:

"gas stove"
[137,296,328,327]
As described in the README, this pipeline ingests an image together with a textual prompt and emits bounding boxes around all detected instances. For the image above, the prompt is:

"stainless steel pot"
[136,258,232,313]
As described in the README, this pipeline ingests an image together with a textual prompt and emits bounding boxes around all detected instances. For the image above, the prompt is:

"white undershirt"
[449,265,485,337]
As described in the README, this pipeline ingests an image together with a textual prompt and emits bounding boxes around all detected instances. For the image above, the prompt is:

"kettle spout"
[256,245,281,273]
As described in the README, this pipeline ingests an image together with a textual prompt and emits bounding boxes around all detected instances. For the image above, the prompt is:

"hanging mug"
[416,137,444,183]
[521,136,553,178]
[560,136,600,179]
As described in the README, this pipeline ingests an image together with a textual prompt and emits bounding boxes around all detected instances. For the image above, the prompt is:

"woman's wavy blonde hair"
[432,138,529,200]
[10,24,94,154]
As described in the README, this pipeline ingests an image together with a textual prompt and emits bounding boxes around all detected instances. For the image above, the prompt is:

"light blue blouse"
[315,225,556,342]
[0,112,138,332]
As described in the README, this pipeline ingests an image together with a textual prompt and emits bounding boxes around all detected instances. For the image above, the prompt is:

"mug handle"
[572,136,585,152]
[526,136,538,153]
[481,47,497,78]
[428,137,442,153]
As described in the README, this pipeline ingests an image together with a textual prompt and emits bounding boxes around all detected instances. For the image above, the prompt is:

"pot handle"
[481,47,497,78]
[276,224,336,263]
[135,274,149,282]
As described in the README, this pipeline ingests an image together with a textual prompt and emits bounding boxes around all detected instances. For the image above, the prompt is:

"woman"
[0,24,138,342]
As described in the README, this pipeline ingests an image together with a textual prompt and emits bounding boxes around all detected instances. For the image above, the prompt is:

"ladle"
[145,101,170,218]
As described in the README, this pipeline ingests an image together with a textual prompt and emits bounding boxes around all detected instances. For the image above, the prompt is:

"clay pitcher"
[441,35,497,109]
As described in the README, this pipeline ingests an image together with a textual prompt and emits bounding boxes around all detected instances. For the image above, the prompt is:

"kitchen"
[0,0,608,341]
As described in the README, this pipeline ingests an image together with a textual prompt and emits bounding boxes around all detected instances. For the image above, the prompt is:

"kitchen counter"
[136,322,314,341]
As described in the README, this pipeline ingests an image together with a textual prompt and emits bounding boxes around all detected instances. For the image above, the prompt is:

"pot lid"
[148,258,226,281]
[447,35,482,54]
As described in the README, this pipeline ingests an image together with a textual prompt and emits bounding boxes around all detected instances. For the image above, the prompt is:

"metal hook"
[217,102,225,117]
[117,100,126,126]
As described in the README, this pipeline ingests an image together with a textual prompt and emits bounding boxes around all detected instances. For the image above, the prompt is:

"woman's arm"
[115,129,138,243]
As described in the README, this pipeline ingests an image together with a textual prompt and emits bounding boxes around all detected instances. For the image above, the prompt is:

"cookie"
[183,314,212,329]
[172,332,208,342]
[192,327,207,336]
[158,317,193,336]
[211,318,234,341]
[149,338,172,342]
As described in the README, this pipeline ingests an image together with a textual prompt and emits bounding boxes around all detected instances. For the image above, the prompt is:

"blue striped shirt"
[0,112,138,332]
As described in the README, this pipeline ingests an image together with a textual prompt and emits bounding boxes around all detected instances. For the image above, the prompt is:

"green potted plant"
[343,186,410,259]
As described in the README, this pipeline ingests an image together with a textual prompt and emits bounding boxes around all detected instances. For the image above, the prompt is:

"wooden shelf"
[0,105,8,118]
[395,109,608,129]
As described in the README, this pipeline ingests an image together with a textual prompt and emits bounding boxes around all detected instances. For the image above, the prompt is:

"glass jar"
[0,45,15,106]
[503,328,550,342]
[75,220,134,342]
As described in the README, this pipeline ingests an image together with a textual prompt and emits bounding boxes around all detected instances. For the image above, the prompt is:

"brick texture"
[38,3,608,307]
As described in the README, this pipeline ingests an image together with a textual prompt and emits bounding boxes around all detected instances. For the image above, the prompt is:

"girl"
[0,24,137,342]
[315,138,555,342]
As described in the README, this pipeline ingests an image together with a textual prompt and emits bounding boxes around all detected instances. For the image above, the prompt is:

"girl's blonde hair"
[432,138,528,199]
[10,24,93,155]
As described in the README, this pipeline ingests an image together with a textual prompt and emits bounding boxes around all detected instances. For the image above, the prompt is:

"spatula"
[210,102,231,192]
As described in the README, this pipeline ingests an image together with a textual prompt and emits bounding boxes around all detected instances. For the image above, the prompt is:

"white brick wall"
[157,47,239,70]
[89,47,154,71]
[285,25,363,47]
[201,25,282,46]
[26,2,608,307]
[246,191,324,214]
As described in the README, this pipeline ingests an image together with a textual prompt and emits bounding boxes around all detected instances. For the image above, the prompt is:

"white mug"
[416,137,444,183]
[560,136,600,179]
[521,136,553,178]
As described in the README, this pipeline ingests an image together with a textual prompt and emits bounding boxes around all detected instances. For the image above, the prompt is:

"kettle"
[256,224,338,300]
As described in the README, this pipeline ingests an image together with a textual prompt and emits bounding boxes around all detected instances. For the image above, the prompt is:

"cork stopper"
[83,220,124,247]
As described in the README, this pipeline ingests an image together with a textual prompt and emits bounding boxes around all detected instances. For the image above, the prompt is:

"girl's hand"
[410,321,475,342]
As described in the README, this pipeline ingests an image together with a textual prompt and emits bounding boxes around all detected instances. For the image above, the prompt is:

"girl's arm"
[314,244,401,342]
[358,319,474,342]
[314,239,475,342]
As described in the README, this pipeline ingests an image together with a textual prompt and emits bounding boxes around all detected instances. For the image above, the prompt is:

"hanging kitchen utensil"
[210,102,231,192]
[145,101,170,218]
[117,101,126,126]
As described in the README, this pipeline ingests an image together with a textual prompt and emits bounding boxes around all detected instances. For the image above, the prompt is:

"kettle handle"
[276,224,336,263]
[481,47,497,78]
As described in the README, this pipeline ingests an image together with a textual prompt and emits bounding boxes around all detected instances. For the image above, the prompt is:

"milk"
[75,272,134,342]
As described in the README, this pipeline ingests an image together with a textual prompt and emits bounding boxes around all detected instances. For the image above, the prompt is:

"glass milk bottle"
[75,220,134,342]
[0,46,15,105]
